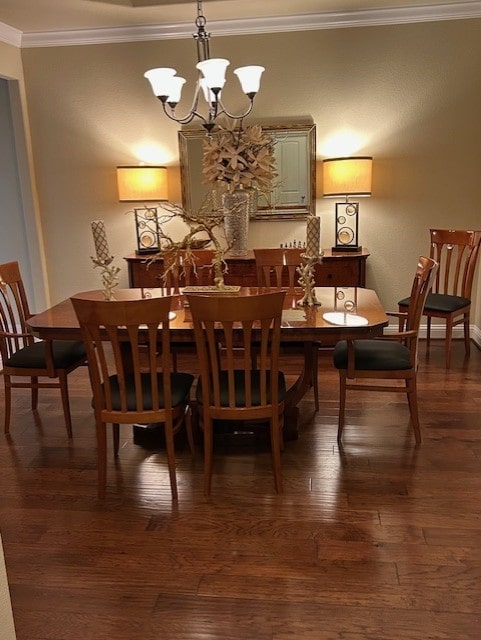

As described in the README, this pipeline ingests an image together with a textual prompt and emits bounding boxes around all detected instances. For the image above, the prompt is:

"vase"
[246,187,258,219]
[222,188,250,257]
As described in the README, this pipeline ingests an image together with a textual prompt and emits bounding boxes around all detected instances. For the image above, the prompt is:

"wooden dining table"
[27,286,389,439]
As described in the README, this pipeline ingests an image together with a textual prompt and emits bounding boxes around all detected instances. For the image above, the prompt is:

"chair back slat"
[429,229,481,298]
[254,248,304,288]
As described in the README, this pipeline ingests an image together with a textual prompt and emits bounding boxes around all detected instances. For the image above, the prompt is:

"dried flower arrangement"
[202,124,277,191]
[148,200,231,289]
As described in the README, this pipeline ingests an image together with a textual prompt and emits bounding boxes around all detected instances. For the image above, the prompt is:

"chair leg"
[426,317,432,352]
[406,378,422,444]
[3,377,11,435]
[463,313,471,358]
[445,320,453,369]
[312,347,320,412]
[31,377,38,411]
[270,414,283,493]
[112,424,120,457]
[337,372,347,444]
[96,420,108,499]
[164,419,178,501]
[58,371,73,438]
[184,407,195,457]
[203,415,214,496]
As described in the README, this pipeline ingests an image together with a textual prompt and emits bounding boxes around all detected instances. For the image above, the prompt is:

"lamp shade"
[322,157,373,197]
[116,166,168,202]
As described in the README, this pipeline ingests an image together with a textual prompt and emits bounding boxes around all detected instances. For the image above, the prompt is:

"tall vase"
[222,188,250,257]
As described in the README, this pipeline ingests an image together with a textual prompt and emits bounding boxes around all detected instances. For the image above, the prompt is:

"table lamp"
[117,165,168,254]
[322,156,372,252]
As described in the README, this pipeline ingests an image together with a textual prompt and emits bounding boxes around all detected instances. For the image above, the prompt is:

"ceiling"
[1,0,481,46]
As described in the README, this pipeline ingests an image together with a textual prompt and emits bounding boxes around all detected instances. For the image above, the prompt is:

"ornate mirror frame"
[178,123,316,220]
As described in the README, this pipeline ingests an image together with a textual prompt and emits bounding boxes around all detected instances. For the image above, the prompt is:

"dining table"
[26,286,389,440]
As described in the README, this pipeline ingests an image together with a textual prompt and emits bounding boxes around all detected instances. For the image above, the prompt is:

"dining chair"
[0,260,86,437]
[186,290,287,495]
[398,229,481,368]
[162,249,217,292]
[70,295,194,500]
[334,256,438,444]
[254,248,319,411]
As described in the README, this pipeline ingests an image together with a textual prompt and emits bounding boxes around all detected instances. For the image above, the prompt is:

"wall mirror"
[178,124,316,220]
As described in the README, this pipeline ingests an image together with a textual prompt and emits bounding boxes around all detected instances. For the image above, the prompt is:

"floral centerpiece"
[202,124,277,192]
[202,125,277,255]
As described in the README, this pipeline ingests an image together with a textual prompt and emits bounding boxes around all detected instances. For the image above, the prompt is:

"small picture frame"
[333,202,361,252]
[135,207,161,254]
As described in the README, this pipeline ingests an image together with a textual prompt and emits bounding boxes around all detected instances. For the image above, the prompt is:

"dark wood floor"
[1,340,480,639]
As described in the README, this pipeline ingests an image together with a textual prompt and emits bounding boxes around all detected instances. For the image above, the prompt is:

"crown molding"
[0,21,22,47]
[2,1,481,48]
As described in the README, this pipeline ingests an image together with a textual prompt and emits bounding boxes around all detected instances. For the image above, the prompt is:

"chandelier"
[144,0,265,132]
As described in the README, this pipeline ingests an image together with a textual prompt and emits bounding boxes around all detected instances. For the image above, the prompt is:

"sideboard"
[124,248,370,289]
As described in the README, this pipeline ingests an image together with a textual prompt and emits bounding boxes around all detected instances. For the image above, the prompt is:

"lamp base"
[135,248,160,255]
[332,245,362,253]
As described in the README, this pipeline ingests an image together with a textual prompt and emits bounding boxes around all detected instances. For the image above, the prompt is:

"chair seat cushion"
[105,372,194,411]
[333,339,412,371]
[5,339,86,369]
[196,369,286,407]
[398,292,470,313]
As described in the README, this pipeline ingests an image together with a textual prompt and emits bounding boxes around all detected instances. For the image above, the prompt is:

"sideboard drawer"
[129,260,164,288]
[315,260,361,286]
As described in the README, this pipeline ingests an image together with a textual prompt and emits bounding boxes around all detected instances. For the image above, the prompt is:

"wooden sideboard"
[124,248,370,289]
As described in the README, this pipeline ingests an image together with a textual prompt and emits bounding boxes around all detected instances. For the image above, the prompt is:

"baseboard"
[384,322,481,348]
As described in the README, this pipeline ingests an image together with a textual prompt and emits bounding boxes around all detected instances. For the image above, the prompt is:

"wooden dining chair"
[186,291,287,495]
[0,260,86,437]
[398,229,481,368]
[254,248,319,411]
[70,295,194,500]
[334,256,438,444]
[254,248,304,289]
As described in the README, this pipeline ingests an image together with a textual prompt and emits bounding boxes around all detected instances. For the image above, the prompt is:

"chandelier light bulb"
[234,66,265,96]
[196,58,229,91]
[144,68,177,99]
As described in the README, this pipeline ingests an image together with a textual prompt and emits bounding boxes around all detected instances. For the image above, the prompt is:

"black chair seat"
[398,292,470,313]
[196,369,286,407]
[104,372,194,411]
[5,339,86,369]
[333,339,412,371]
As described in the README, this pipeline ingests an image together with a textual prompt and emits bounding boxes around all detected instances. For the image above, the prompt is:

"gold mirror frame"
[178,124,316,220]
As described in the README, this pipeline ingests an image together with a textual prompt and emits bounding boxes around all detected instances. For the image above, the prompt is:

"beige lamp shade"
[322,157,373,197]
[117,166,168,202]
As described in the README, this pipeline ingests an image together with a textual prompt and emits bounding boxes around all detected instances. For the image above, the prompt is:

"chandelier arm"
[160,100,211,127]
[216,98,255,123]
[158,81,211,127]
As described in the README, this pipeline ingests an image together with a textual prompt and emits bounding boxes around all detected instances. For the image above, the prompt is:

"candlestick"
[90,220,120,300]
[91,220,111,263]
[306,215,320,258]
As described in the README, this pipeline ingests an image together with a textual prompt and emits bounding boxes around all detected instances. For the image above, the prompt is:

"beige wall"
[17,18,481,338]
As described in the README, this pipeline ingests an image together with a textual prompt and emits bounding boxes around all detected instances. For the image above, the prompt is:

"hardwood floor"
[1,340,480,639]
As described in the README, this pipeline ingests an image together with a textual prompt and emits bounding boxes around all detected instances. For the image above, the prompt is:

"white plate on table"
[323,311,368,327]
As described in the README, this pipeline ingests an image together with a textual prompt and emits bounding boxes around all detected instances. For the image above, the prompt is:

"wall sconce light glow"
[134,143,172,165]
[321,131,368,158]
